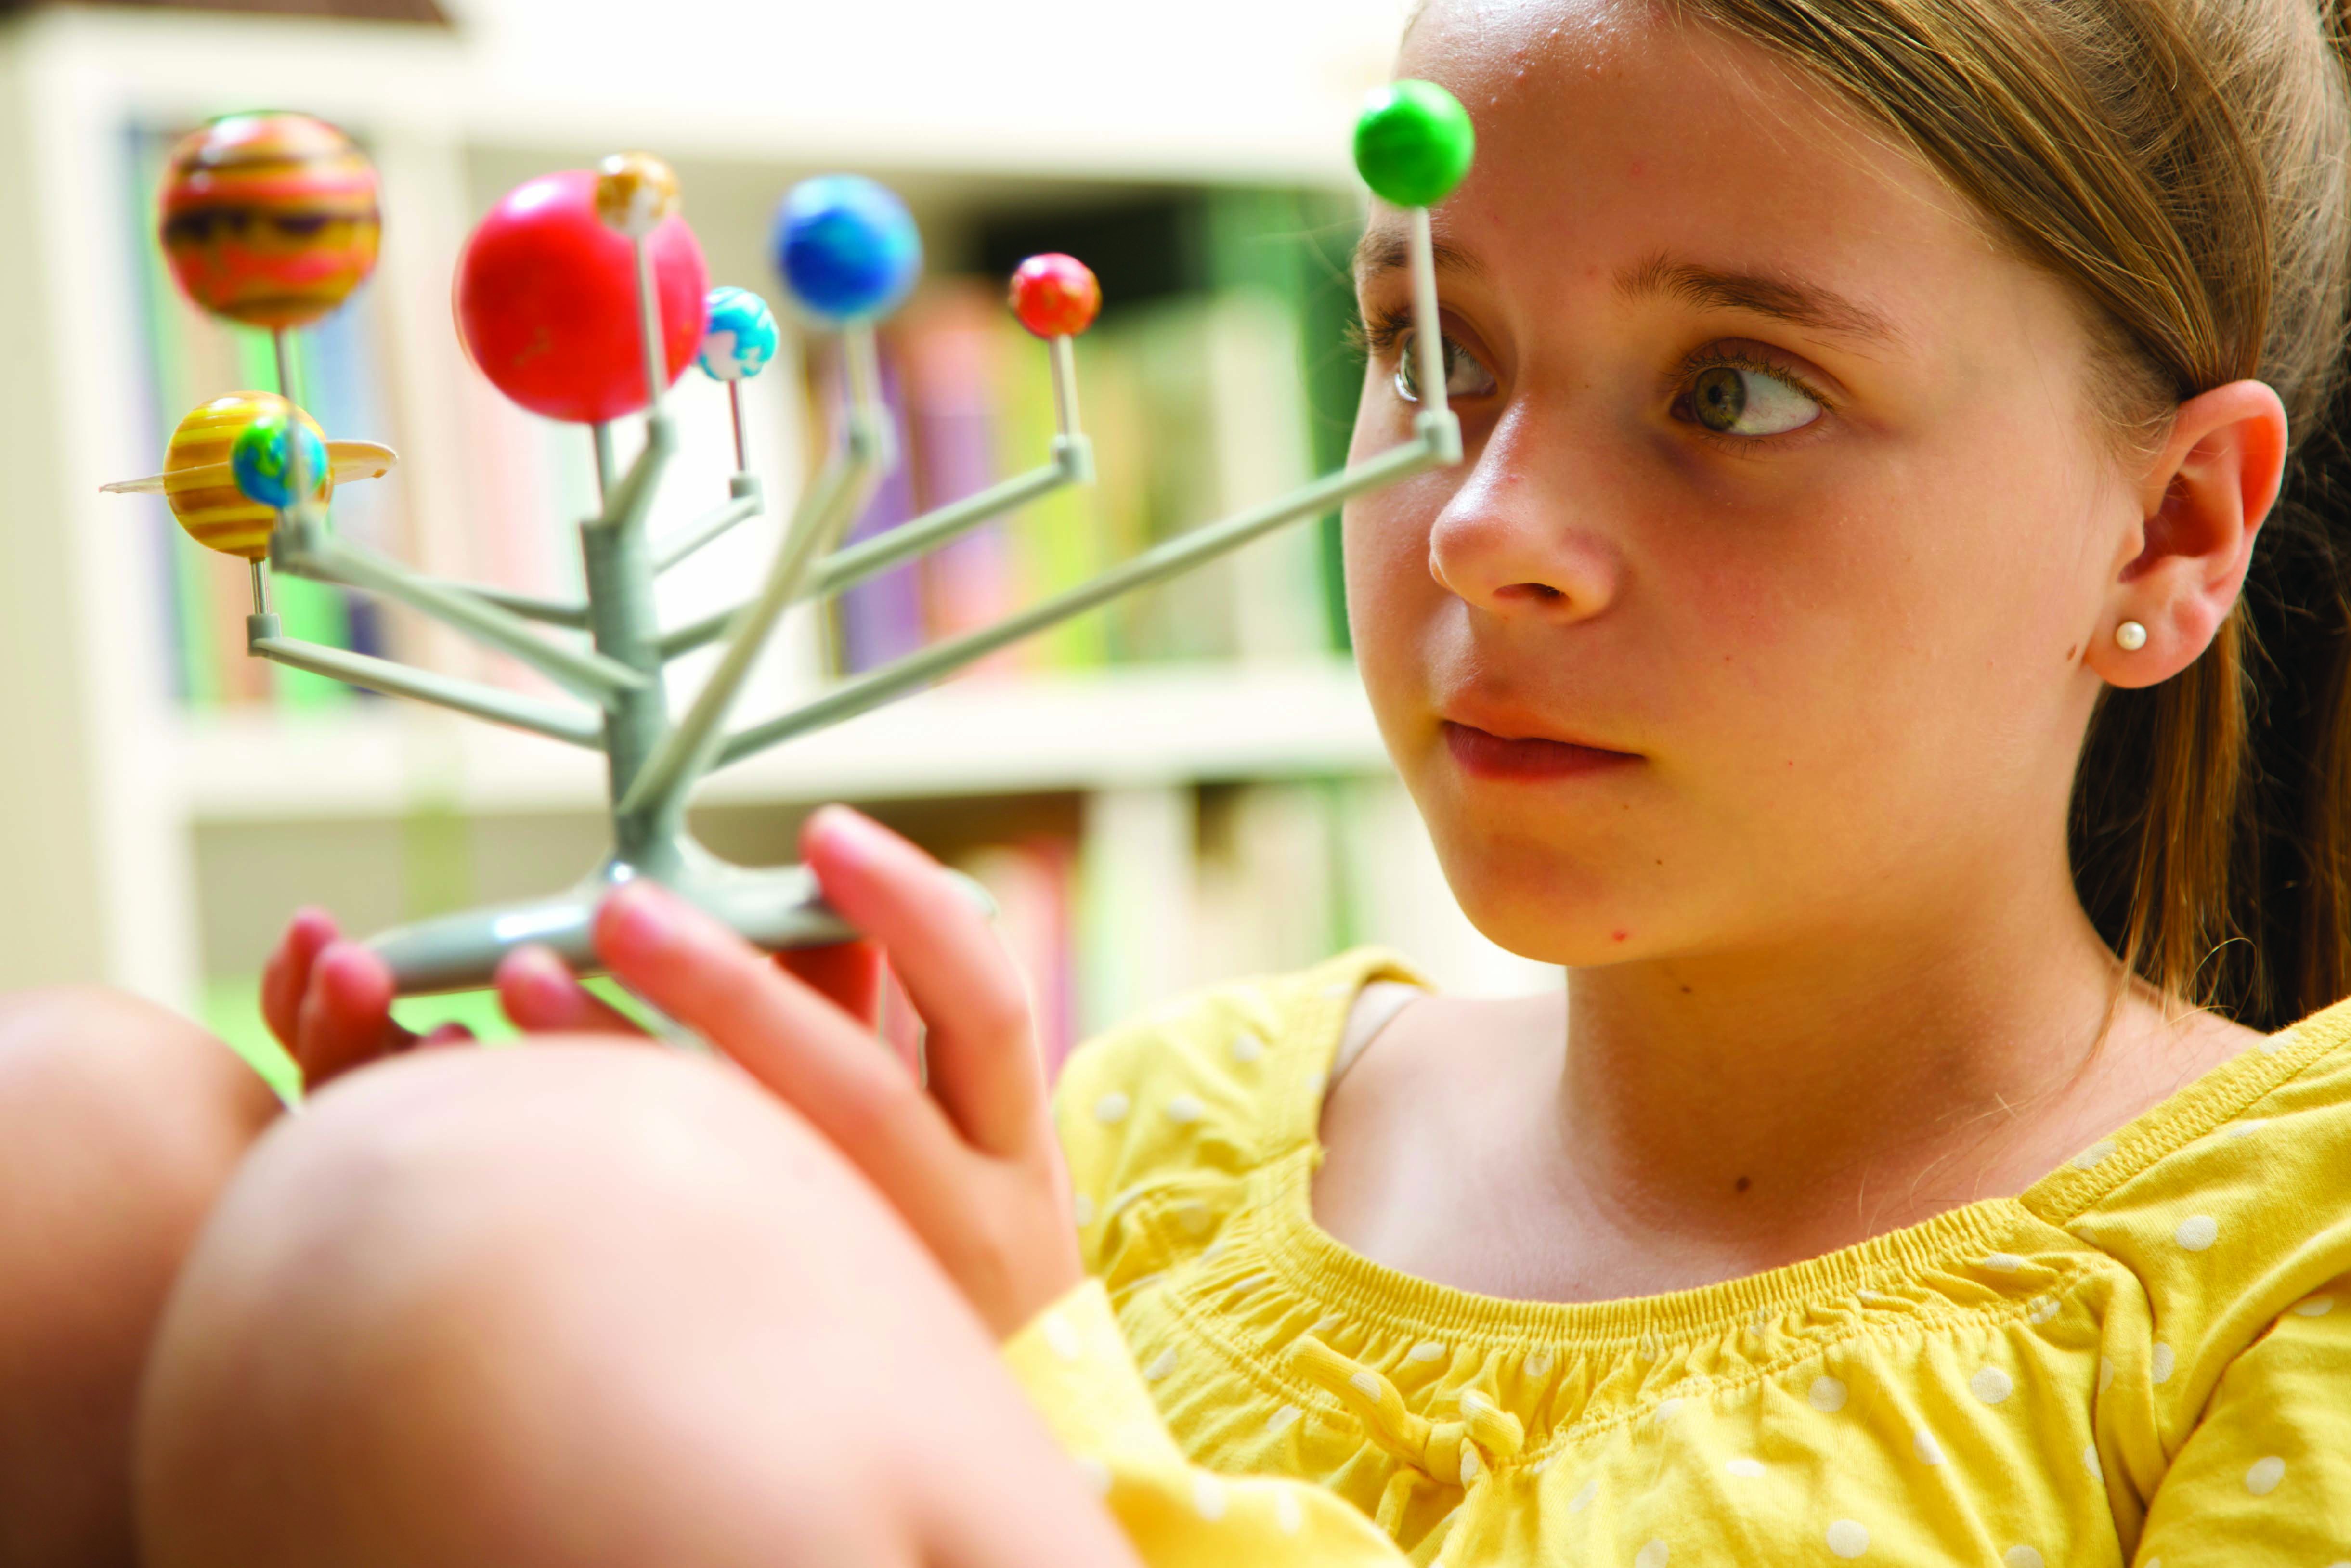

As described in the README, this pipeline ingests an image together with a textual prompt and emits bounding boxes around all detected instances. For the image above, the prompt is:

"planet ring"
[101,439,400,495]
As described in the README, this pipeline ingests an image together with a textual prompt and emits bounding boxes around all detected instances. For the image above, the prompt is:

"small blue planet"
[698,286,780,381]
[773,175,922,322]
[229,410,329,509]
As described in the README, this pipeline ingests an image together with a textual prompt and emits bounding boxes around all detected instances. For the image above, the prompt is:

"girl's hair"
[1650,0,2351,1029]
[1402,0,2351,1024]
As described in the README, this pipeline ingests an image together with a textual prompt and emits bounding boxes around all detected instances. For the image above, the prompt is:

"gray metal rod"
[250,636,604,746]
[651,484,762,572]
[407,578,590,628]
[279,531,648,704]
[714,420,1454,767]
[655,457,1075,660]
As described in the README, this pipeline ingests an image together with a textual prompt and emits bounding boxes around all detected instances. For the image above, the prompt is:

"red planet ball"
[455,169,709,424]
[1008,253,1101,340]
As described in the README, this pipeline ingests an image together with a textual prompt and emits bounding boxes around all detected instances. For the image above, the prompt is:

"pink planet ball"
[455,169,709,424]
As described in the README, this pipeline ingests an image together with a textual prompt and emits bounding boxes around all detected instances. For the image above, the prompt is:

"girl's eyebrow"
[1615,250,1904,351]
[1353,224,1486,282]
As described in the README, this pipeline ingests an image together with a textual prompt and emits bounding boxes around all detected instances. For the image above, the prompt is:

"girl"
[87,0,2351,1561]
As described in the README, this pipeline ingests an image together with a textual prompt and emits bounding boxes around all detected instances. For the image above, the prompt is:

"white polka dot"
[2226,1118,2268,1139]
[1192,1474,1227,1520]
[1349,1370,1383,1399]
[1224,1271,1273,1305]
[1075,1455,1111,1496]
[2005,1548,2045,1568]
[1808,1375,1848,1412]
[2246,1455,2286,1496]
[1826,1520,1869,1558]
[1653,1396,1684,1423]
[2083,1443,2104,1482]
[1041,1311,1082,1361]
[1307,1069,1327,1098]
[1164,1094,1206,1125]
[1970,1366,2014,1405]
[2098,1356,2116,1395]
[2028,1296,2059,1326]
[1071,1192,1094,1226]
[1570,1478,1598,1512]
[1176,1201,1212,1236]
[1266,1404,1301,1435]
[1524,1348,1554,1378]
[1105,1184,1151,1222]
[1092,1091,1130,1123]
[1725,1457,1766,1478]
[1530,1456,1551,1476]
[2259,1032,2293,1054]
[1984,1252,2027,1273]
[1125,1271,1165,1295]
[2292,1293,2335,1317]
[1321,981,1353,998]
[1460,1389,1493,1417]
[2070,1141,2117,1169]
[1310,1312,1345,1336]
[1460,1445,1481,1485]
[2151,1343,2175,1384]
[1635,1539,1669,1568]
[1408,1339,1448,1363]
[1199,1239,1225,1264]
[1913,1428,1947,1465]
[1143,1348,1177,1381]
[2175,1214,2220,1251]
[1231,1031,1266,1063]
[1273,1490,1303,1534]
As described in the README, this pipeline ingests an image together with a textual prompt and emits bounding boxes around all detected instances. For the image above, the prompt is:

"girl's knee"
[137,1043,956,1567]
[0,986,277,1568]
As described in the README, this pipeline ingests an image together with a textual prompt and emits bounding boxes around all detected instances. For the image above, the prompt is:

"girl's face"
[1347,0,2139,965]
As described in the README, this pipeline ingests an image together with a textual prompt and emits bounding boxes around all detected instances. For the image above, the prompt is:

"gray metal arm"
[656,437,1091,660]
[714,410,1461,767]
[272,519,648,706]
[652,476,764,572]
[616,327,896,820]
[246,622,604,746]
[408,579,590,628]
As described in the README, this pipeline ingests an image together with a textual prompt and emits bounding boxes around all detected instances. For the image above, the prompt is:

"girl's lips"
[1442,720,1640,780]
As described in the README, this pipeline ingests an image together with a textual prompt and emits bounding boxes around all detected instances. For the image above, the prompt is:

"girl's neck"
[1314,831,2261,1304]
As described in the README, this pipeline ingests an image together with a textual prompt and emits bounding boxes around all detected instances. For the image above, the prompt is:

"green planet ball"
[1354,80,1475,208]
[230,407,328,510]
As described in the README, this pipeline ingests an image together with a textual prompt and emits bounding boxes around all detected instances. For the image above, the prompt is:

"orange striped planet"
[158,112,381,329]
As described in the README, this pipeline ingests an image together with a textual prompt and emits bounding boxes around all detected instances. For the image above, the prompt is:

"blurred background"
[0,0,1556,1080]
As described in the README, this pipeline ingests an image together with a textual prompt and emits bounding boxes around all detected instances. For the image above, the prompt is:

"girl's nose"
[1427,411,1621,622]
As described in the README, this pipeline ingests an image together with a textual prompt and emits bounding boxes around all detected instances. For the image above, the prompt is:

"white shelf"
[174,661,1391,821]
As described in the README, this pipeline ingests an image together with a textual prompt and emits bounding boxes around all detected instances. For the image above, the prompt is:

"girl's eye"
[1393,331,1498,403]
[1678,363,1821,438]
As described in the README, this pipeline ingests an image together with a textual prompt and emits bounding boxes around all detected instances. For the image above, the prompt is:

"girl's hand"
[585,806,1085,1342]
[260,909,473,1089]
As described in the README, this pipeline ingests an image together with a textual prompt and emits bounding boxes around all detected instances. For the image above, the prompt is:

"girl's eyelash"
[1349,302,1411,357]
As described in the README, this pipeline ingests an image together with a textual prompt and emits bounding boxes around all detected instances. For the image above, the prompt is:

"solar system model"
[109,85,1476,996]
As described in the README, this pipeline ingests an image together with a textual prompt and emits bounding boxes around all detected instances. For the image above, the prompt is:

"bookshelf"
[0,0,1559,1047]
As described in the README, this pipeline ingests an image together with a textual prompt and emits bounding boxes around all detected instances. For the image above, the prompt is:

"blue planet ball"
[698,285,780,381]
[229,410,328,509]
[774,175,922,322]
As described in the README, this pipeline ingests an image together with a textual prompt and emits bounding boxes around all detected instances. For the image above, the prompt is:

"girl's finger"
[296,939,413,1089]
[800,806,1044,1160]
[262,907,339,1052]
[591,882,963,1204]
[496,944,645,1037]
[775,938,886,1031]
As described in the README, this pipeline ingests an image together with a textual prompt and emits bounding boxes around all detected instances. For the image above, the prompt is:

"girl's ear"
[2089,379,2288,690]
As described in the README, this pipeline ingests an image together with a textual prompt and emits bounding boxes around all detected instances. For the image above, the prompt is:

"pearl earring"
[2115,621,2148,652]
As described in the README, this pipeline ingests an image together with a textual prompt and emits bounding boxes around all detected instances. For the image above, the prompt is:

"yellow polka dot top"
[1001,948,2351,1566]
